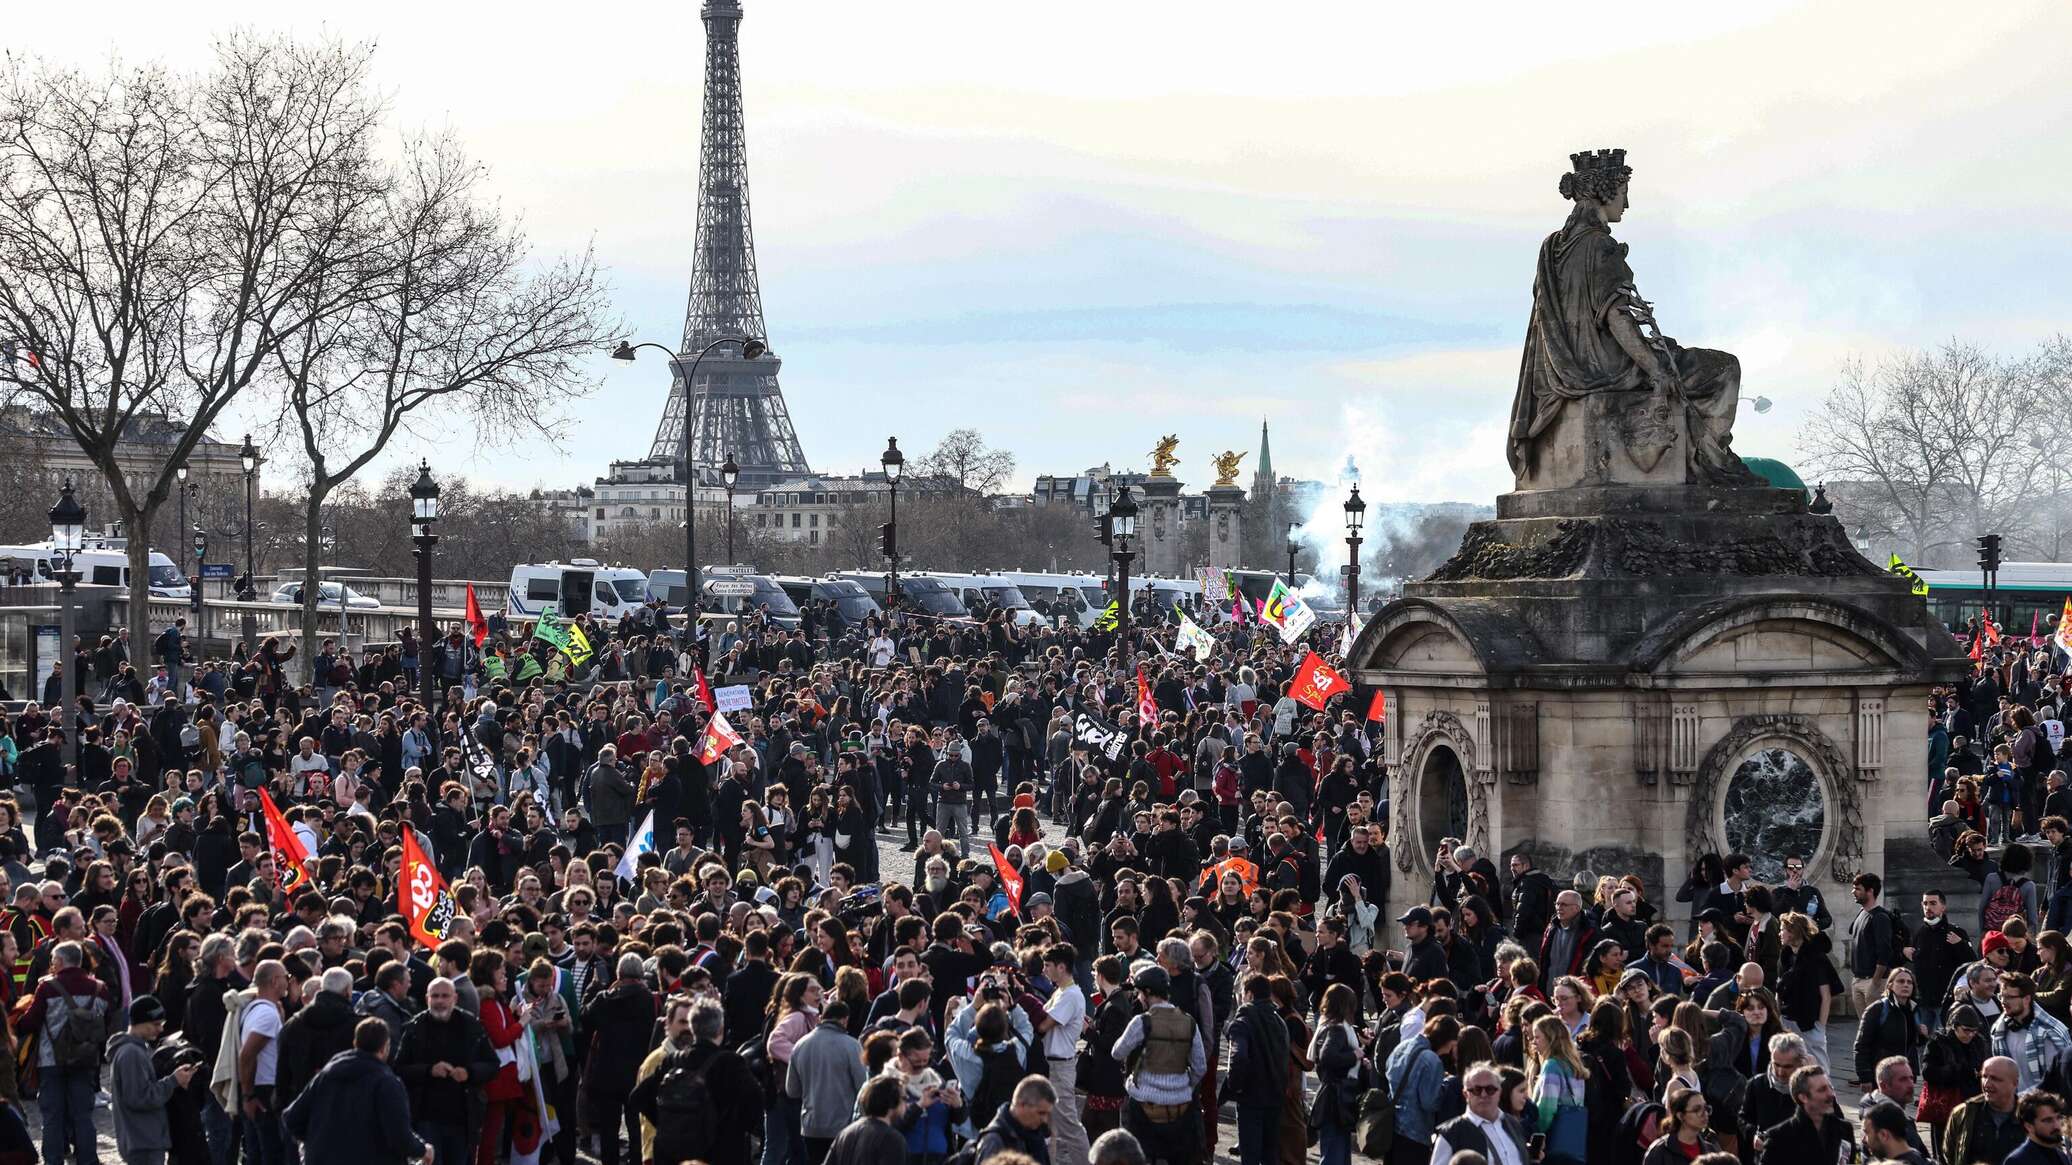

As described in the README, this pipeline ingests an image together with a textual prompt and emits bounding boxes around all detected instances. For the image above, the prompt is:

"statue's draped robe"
[1508,206,1752,483]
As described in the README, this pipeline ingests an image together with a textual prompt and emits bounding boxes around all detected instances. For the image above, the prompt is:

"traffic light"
[1978,533,2003,575]
[1093,514,1112,547]
[879,523,897,561]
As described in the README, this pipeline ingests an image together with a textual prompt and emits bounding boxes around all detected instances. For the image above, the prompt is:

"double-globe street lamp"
[1344,483,1366,617]
[239,435,260,648]
[410,462,441,712]
[49,480,86,770]
[881,437,904,603]
[1106,485,1139,649]
[611,335,768,646]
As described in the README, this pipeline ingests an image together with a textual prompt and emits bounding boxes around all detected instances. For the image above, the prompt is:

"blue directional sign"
[200,563,235,580]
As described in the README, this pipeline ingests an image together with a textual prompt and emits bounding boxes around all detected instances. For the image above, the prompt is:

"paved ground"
[27,813,1878,1162]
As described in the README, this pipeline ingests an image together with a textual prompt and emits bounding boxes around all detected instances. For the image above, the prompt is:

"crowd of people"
[0,595,2069,1165]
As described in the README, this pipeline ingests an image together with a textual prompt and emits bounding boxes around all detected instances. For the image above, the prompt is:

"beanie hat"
[1952,1002,1986,1029]
[1045,850,1069,874]
[1983,930,2014,958]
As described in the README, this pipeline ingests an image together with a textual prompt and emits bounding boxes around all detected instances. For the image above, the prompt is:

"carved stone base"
[1513,389,1688,491]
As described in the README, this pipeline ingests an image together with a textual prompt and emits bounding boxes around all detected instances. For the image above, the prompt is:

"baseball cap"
[1397,906,1435,927]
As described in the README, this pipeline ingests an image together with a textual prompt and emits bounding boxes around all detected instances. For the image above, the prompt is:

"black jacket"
[1509,868,1556,945]
[972,1105,1051,1165]
[393,1008,499,1130]
[282,1050,425,1165]
[1756,1108,1852,1165]
[276,989,361,1105]
[1222,1000,1289,1107]
[581,978,659,1095]
[626,1042,765,1165]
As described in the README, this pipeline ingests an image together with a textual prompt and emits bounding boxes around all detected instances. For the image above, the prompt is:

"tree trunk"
[119,497,153,674]
[301,493,327,688]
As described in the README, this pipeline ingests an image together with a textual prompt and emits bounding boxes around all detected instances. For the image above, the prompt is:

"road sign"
[201,563,235,580]
[709,580,756,597]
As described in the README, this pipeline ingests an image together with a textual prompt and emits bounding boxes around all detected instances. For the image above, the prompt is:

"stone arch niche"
[1394,711,1490,873]
[1685,713,1863,885]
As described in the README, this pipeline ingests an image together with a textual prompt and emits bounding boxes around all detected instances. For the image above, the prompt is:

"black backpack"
[968,1040,1027,1129]
[49,993,108,1070]
[653,1048,718,1161]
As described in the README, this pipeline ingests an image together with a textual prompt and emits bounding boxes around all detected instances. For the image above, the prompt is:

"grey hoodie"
[106,1031,178,1156]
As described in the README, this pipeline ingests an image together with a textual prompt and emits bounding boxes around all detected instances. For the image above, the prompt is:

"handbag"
[1354,1083,1396,1157]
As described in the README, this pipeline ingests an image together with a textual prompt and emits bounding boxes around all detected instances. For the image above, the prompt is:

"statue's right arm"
[1606,308,1675,392]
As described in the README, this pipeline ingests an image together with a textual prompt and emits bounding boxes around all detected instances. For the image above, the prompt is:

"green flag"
[532,604,570,650]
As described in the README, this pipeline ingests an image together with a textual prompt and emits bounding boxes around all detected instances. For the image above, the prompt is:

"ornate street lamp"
[410,461,441,711]
[721,451,740,565]
[49,480,86,770]
[1344,483,1367,617]
[1108,485,1139,648]
[881,437,904,602]
[238,435,259,601]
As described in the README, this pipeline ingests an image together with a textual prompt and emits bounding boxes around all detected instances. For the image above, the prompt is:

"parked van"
[979,570,1107,629]
[828,571,972,621]
[0,541,190,599]
[1128,575,1204,618]
[919,572,1044,627]
[772,575,881,633]
[506,560,649,622]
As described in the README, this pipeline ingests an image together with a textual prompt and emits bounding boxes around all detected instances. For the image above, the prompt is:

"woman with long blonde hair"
[1529,1013,1591,1165]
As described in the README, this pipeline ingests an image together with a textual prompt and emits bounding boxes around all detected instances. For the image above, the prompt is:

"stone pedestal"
[1207,484,1245,575]
[1138,476,1183,579]
[1350,482,1967,928]
[1514,388,1689,492]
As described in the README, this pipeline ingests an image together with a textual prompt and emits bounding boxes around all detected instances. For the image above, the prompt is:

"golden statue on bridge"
[1148,435,1180,478]
[1210,449,1246,486]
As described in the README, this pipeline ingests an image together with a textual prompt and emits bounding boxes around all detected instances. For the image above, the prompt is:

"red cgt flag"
[258,789,310,895]
[465,583,489,648]
[1136,666,1157,724]
[695,665,716,713]
[398,829,456,948]
[1366,689,1388,723]
[989,843,1024,915]
[698,710,746,765]
[1290,650,1352,711]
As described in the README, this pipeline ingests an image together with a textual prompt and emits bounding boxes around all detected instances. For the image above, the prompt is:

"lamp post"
[410,461,441,712]
[49,480,85,771]
[720,452,740,565]
[1285,526,1299,590]
[1344,484,1366,618]
[238,436,258,597]
[881,437,904,603]
[1107,485,1139,650]
[611,335,769,642]
[175,462,191,570]
[190,525,207,635]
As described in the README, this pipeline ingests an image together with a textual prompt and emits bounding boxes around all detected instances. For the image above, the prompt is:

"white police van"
[0,540,191,599]
[506,560,649,623]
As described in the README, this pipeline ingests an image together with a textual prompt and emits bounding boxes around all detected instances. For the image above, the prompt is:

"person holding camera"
[109,993,202,1165]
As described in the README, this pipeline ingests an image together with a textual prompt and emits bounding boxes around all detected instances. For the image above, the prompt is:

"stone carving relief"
[1393,710,1490,872]
[1684,713,1863,884]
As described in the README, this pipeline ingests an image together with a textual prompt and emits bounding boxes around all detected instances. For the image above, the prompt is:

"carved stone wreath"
[1392,710,1488,872]
[1683,713,1863,884]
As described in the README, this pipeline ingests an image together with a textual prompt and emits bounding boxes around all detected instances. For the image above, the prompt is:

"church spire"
[1253,419,1274,488]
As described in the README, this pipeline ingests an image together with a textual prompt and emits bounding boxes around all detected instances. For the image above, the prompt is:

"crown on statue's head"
[1559,148,1633,203]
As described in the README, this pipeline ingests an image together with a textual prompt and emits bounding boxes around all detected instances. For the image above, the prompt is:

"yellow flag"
[1888,553,1929,597]
[564,622,594,668]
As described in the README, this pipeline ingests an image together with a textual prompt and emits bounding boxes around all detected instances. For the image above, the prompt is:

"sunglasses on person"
[1465,1085,1500,1096]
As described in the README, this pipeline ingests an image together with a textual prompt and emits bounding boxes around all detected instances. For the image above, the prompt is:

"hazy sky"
[22,2,2072,508]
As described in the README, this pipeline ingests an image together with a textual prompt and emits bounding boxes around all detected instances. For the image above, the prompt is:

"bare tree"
[1800,342,2049,565]
[0,37,400,651]
[262,123,611,671]
[917,428,1016,495]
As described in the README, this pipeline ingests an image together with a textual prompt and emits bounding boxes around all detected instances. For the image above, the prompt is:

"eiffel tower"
[648,0,810,487]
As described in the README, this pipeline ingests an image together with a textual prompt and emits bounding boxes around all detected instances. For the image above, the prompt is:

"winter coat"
[1222,1000,1289,1107]
[1853,994,1925,1084]
[581,978,658,1097]
[276,988,360,1106]
[107,1031,178,1156]
[282,1049,426,1165]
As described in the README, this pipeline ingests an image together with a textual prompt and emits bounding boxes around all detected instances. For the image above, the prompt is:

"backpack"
[652,1048,718,1160]
[48,992,108,1070]
[968,1040,1027,1129]
[1355,1076,1397,1157]
[1984,877,2030,933]
[179,721,201,749]
[1874,905,1912,967]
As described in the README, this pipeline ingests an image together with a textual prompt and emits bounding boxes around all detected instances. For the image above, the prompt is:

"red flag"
[2031,611,2044,648]
[1983,614,2003,647]
[465,583,489,648]
[698,710,746,765]
[1366,689,1387,723]
[695,666,715,713]
[1136,666,1157,724]
[258,789,310,895]
[989,843,1024,915]
[1290,650,1352,711]
[398,829,456,948]
[1971,632,1983,664]
[1231,594,1246,624]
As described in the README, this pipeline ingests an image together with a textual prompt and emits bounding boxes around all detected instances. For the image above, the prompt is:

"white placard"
[714,684,753,712]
